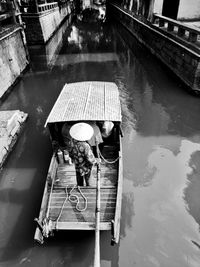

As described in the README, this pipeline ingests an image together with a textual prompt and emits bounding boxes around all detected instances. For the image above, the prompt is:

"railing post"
[35,0,39,13]
[159,19,165,27]
[7,0,17,24]
[188,32,198,43]
[167,22,174,32]
[177,27,185,37]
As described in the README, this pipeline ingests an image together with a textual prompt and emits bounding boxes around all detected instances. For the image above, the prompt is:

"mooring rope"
[98,149,120,164]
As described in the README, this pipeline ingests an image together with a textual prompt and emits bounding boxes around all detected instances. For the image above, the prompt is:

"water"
[0,18,200,267]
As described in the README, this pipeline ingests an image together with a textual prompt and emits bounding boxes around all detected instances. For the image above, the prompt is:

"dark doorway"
[162,0,180,20]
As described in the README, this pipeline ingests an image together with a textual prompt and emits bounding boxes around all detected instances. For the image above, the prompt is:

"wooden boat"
[34,81,123,249]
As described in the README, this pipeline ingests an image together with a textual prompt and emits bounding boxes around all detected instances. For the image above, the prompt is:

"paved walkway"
[183,21,200,30]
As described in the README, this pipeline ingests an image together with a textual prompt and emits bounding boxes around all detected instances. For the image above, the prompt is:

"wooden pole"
[94,142,101,267]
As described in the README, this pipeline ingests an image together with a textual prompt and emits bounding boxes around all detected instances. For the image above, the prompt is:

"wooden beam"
[53,221,111,230]
[112,136,123,244]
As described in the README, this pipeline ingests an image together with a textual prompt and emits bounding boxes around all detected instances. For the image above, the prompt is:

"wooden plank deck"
[46,146,119,230]
[55,161,118,187]
[48,187,117,225]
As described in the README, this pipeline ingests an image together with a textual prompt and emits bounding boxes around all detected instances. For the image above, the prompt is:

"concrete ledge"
[0,110,28,168]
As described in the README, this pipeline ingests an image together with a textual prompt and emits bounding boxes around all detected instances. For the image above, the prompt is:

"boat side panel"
[34,155,58,242]
[112,134,123,244]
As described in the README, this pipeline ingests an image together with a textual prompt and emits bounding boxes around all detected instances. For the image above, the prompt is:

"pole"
[94,142,101,267]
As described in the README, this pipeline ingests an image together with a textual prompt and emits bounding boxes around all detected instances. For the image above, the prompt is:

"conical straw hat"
[69,122,94,141]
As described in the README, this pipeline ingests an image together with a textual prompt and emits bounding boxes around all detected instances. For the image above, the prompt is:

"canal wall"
[22,3,74,44]
[0,26,28,99]
[108,3,200,92]
[28,16,72,71]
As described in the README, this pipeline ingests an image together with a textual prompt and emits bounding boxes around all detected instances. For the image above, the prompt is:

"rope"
[98,149,120,164]
[56,185,88,229]
[56,186,69,225]
[69,185,88,212]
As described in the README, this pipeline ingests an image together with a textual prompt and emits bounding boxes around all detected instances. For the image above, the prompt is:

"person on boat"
[60,122,74,164]
[69,122,97,186]
[87,121,103,157]
[97,121,114,151]
[100,121,114,139]
[61,122,73,149]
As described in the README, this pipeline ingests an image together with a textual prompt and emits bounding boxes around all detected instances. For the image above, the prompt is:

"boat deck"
[47,146,119,230]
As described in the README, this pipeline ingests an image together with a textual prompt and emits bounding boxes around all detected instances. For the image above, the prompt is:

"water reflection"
[116,23,200,137]
[68,25,83,49]
[184,150,200,229]
[121,138,200,266]
[59,21,113,54]
[120,190,135,239]
[116,23,200,266]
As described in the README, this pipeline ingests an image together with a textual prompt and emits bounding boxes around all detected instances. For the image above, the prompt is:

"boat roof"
[45,81,121,126]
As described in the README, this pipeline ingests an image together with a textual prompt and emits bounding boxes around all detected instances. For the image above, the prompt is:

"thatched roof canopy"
[45,81,121,126]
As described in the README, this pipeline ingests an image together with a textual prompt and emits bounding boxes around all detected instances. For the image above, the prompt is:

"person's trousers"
[76,169,92,186]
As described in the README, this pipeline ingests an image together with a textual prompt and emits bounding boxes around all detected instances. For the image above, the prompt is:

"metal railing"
[153,14,200,44]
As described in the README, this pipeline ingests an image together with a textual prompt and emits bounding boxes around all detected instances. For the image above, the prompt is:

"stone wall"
[0,27,28,99]
[178,0,200,20]
[153,0,200,20]
[153,0,163,14]
[23,3,73,44]
[108,4,200,92]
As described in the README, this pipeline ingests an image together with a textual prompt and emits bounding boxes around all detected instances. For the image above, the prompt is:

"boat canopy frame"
[45,81,122,127]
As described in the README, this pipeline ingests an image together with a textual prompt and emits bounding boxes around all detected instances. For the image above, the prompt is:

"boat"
[34,81,123,254]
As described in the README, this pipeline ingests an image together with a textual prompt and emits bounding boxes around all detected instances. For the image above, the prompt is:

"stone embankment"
[109,3,200,93]
[0,110,28,168]
[0,26,29,99]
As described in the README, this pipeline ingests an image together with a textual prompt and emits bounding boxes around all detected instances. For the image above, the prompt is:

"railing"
[20,0,71,14]
[153,14,200,44]
[37,2,58,13]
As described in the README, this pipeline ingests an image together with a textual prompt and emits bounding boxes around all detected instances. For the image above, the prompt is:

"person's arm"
[84,143,96,165]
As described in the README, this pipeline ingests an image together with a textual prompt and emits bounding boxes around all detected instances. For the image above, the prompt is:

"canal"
[0,18,200,267]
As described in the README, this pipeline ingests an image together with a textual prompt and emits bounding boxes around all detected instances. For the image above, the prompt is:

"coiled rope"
[56,185,87,229]
[68,185,88,212]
